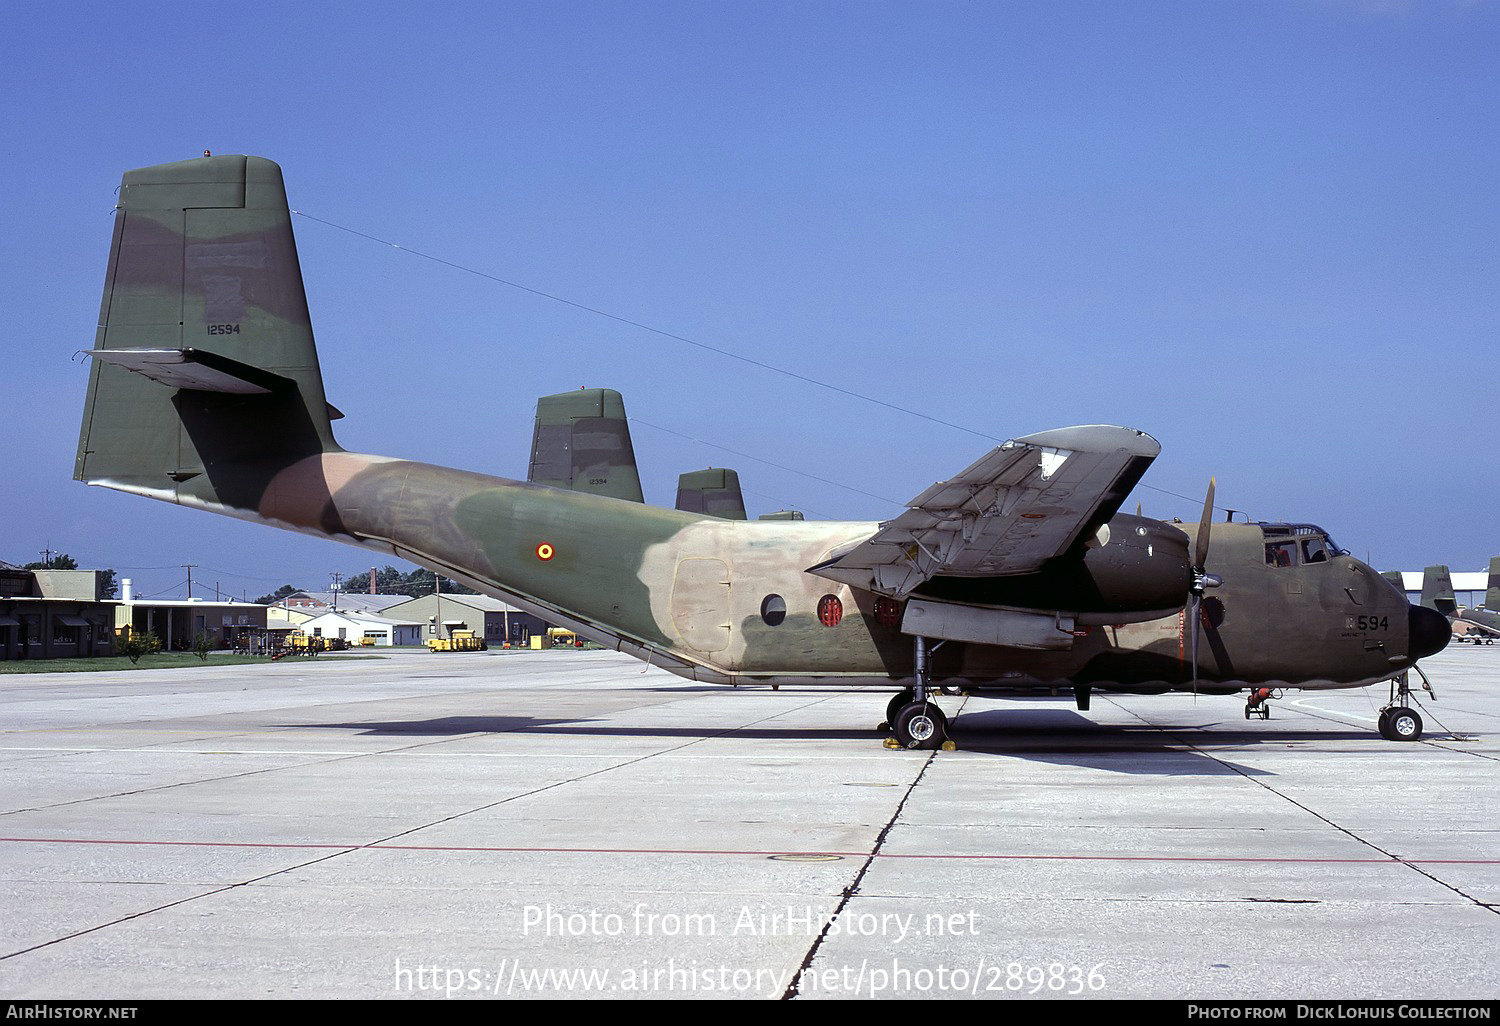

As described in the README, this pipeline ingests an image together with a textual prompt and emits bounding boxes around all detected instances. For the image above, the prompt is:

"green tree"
[24,554,116,598]
[255,584,302,605]
[24,554,79,570]
[121,629,161,664]
[339,565,475,596]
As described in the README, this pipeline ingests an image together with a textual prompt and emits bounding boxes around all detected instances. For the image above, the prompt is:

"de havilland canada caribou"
[74,155,1452,748]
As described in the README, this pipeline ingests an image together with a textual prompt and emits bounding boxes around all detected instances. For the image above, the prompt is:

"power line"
[293,209,999,444]
[632,417,902,508]
[292,208,1227,517]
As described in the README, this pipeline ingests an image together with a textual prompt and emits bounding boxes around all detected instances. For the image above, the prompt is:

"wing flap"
[810,425,1159,597]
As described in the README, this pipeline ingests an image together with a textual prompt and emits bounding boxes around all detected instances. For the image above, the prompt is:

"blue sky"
[3,0,1496,600]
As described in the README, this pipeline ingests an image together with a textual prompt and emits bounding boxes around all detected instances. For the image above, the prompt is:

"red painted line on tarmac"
[1,836,1496,865]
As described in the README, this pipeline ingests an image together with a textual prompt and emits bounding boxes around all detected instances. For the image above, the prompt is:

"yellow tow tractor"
[428,629,488,653]
[546,628,584,649]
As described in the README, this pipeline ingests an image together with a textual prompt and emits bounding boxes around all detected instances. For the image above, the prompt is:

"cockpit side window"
[1302,537,1329,564]
[1266,541,1298,568]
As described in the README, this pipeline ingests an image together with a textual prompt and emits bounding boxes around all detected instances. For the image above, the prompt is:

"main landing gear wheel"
[893,702,948,750]
[1379,707,1424,742]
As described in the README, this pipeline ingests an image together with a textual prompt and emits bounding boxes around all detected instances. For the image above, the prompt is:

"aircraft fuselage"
[173,451,1438,693]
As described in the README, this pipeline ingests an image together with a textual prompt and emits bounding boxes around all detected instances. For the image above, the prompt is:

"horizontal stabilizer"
[87,347,292,395]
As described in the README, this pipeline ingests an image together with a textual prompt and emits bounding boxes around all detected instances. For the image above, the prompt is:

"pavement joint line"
[341,684,872,855]
[1101,695,1500,918]
[0,670,779,817]
[2,836,1498,864]
[781,694,952,1000]
[0,670,653,740]
[0,841,373,964]
[0,684,875,964]
[1286,698,1494,761]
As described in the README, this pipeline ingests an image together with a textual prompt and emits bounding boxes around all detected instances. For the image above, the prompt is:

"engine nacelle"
[905,513,1193,631]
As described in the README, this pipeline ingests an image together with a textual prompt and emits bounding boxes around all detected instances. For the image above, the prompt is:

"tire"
[893,702,947,750]
[885,690,915,728]
[1387,707,1423,742]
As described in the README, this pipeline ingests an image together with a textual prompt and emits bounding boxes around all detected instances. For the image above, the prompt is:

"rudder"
[527,388,644,503]
[76,154,340,509]
[1420,565,1456,616]
[675,467,747,520]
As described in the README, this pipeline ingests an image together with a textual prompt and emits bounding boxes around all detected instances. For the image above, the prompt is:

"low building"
[299,610,423,647]
[383,593,548,647]
[115,599,269,651]
[266,602,319,628]
[0,562,117,661]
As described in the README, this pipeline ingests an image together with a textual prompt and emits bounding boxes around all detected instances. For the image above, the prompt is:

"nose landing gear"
[1378,705,1423,741]
[1378,671,1428,742]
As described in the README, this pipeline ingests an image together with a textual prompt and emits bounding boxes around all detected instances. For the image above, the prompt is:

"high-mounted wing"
[809,425,1159,597]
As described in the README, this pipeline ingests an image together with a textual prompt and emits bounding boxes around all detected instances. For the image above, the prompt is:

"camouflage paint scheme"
[1418,560,1500,641]
[675,467,748,521]
[1420,565,1459,617]
[528,388,644,504]
[1465,557,1500,638]
[76,156,1449,697]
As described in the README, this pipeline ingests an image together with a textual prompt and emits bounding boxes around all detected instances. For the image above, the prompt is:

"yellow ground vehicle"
[428,629,487,653]
[546,628,584,648]
[282,631,347,655]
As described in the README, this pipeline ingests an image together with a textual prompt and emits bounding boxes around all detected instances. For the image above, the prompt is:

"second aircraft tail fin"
[527,388,644,503]
[1420,565,1457,616]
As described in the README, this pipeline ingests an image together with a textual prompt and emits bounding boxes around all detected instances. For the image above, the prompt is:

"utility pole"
[182,563,196,600]
[331,572,342,612]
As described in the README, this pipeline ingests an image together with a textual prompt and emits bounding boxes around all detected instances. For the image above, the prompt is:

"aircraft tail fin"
[527,389,644,503]
[1420,565,1457,616]
[675,468,747,520]
[75,155,341,509]
[1487,556,1500,611]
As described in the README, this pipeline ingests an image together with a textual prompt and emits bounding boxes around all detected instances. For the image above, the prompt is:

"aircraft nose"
[1408,604,1451,660]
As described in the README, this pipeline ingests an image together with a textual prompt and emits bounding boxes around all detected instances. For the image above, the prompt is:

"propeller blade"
[1189,593,1201,698]
[1194,477,1216,572]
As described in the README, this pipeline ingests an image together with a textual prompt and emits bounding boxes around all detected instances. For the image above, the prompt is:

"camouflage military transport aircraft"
[1460,557,1500,643]
[74,155,1452,747]
[1414,560,1500,645]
